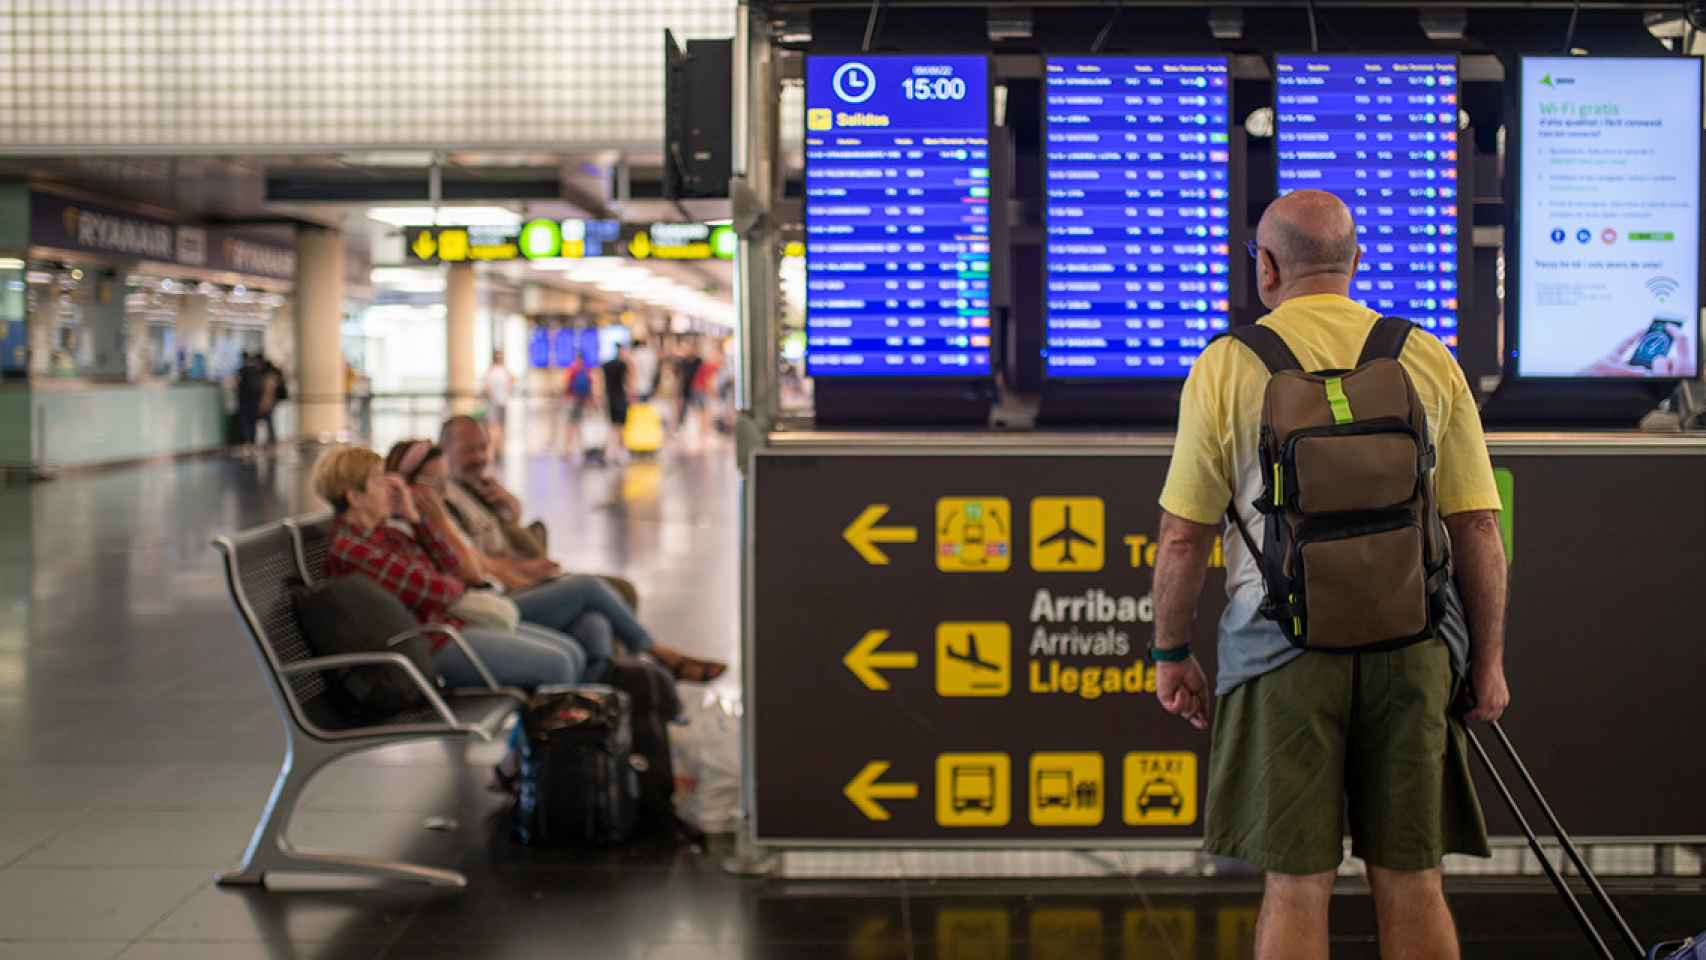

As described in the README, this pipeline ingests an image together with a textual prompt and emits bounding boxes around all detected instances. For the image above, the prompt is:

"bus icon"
[951,764,996,812]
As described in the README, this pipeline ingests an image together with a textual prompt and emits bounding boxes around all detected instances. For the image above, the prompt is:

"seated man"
[435,419,726,683]
[438,415,638,608]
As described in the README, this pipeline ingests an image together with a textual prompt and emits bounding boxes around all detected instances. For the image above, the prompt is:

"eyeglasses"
[1246,240,1261,261]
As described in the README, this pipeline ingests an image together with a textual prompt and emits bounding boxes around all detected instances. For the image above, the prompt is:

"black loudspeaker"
[664,31,733,200]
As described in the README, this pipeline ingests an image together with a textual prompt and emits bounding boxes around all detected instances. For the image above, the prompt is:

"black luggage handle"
[1465,721,1648,960]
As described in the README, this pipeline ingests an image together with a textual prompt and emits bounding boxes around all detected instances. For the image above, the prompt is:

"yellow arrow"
[842,504,918,565]
[411,230,437,260]
[843,629,917,691]
[844,760,918,821]
[628,231,652,259]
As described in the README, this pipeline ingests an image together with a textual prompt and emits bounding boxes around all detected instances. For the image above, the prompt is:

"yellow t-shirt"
[1160,293,1502,526]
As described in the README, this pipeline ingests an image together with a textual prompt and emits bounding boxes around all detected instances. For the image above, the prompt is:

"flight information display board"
[1515,56,1702,379]
[1276,54,1460,350]
[804,55,992,378]
[1043,56,1232,379]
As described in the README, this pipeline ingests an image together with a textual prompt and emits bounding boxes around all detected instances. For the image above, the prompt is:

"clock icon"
[833,62,877,104]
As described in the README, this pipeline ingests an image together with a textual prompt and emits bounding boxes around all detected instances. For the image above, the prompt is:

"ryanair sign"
[31,192,297,281]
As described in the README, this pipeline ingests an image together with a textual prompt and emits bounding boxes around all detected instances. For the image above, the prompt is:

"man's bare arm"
[1153,509,1219,651]
[1151,509,1219,730]
[1444,509,1510,722]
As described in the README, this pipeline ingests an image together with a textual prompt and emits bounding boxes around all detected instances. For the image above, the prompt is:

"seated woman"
[385,438,726,682]
[313,444,597,690]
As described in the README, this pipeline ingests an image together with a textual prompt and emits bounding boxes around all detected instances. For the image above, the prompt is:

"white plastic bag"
[670,689,742,835]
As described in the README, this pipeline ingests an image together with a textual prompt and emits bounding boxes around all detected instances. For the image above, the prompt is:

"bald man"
[1149,191,1509,960]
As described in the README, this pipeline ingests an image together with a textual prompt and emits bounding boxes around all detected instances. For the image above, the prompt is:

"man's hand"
[1464,658,1510,723]
[472,475,522,523]
[1156,657,1212,730]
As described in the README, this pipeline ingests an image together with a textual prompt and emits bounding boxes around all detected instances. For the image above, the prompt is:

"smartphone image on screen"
[1627,317,1685,370]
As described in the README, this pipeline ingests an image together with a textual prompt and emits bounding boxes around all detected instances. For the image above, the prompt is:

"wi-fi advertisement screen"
[1042,56,1232,379]
[803,55,992,379]
[1275,54,1461,350]
[1515,56,1702,379]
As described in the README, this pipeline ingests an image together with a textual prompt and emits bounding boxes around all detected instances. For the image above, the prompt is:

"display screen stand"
[814,380,996,427]
[1479,380,1673,428]
[1035,382,1185,426]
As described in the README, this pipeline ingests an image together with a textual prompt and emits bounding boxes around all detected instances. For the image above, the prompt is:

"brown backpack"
[1224,317,1450,652]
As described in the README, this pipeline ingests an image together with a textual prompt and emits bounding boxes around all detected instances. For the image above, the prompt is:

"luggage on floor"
[670,690,741,835]
[289,575,436,721]
[623,401,664,454]
[605,657,690,836]
[581,412,610,464]
[511,686,639,847]
[1468,718,1700,960]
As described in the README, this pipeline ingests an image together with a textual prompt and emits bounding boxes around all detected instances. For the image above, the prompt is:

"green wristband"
[1149,643,1191,664]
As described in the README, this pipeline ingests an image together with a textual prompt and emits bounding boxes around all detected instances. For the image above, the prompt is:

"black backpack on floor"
[606,658,694,838]
[512,687,640,847]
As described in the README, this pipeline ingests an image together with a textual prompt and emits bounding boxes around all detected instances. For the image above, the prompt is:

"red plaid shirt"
[327,515,467,645]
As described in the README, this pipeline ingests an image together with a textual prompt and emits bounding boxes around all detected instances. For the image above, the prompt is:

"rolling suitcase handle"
[1465,721,1648,960]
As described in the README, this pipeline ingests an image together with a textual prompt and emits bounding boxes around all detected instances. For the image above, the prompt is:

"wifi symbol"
[1646,276,1680,301]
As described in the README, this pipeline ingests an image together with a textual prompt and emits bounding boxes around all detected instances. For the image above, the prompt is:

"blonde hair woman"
[311,445,591,688]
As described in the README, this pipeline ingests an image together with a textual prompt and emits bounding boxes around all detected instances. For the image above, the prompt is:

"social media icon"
[1550,228,1566,244]
[1601,228,1617,245]
[1576,229,1592,244]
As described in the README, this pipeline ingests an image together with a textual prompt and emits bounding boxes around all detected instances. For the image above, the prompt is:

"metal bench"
[215,520,523,889]
[283,511,333,587]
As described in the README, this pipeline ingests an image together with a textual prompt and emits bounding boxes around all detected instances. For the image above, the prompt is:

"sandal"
[670,656,727,683]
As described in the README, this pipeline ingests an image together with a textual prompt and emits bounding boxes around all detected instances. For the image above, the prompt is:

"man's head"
[492,350,505,366]
[1252,190,1362,310]
[438,414,489,483]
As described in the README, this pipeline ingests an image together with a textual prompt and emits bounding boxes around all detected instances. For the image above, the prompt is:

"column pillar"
[294,225,346,438]
[446,262,477,415]
[176,293,209,378]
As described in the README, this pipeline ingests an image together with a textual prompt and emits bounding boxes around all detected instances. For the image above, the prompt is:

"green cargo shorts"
[1203,638,1490,876]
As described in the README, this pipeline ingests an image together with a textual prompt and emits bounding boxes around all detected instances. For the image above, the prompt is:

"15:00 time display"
[903,76,968,101]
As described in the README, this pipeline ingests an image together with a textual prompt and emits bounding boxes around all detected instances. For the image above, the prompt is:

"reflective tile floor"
[0,438,1699,959]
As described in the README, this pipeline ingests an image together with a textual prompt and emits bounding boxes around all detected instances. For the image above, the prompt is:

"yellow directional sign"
[843,504,919,565]
[845,761,919,821]
[808,107,833,131]
[936,753,1010,827]
[1028,752,1104,827]
[410,230,437,260]
[1030,497,1105,572]
[1123,752,1198,827]
[1217,908,1258,960]
[628,230,653,259]
[936,622,1010,697]
[437,227,469,262]
[937,908,1010,960]
[936,496,1012,572]
[1123,908,1197,960]
[1030,909,1103,960]
[844,629,917,691]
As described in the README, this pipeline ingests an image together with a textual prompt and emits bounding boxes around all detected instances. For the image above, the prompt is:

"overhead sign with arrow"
[842,504,918,566]
[843,630,917,691]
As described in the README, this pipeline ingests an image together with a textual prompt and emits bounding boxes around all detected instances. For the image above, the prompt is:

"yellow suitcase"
[623,401,664,454]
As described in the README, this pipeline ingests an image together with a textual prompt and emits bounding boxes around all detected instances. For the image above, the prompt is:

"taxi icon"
[1137,778,1184,815]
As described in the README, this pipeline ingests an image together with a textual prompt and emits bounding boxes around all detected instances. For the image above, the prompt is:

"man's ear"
[1259,248,1280,290]
[1349,248,1362,276]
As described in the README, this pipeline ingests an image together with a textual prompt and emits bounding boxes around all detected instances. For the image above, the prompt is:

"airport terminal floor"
[0,426,1698,960]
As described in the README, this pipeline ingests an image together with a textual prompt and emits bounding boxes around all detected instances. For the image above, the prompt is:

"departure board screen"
[1275,55,1460,350]
[1044,56,1232,379]
[804,55,992,378]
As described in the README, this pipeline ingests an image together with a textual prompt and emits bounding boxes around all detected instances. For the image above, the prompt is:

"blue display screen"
[1276,55,1460,350]
[528,327,551,369]
[804,55,992,378]
[1044,56,1232,379]
[551,328,577,368]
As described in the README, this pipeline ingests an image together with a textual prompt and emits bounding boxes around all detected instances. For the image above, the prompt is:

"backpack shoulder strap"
[1222,324,1303,374]
[1357,316,1417,366]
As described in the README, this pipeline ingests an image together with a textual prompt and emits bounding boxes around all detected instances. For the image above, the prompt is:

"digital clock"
[903,76,968,101]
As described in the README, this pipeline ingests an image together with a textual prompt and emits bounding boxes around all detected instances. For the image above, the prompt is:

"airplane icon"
[945,632,1001,673]
[1037,505,1099,564]
[1030,497,1106,572]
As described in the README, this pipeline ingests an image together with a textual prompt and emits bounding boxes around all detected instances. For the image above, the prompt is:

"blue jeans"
[436,623,587,690]
[511,575,655,681]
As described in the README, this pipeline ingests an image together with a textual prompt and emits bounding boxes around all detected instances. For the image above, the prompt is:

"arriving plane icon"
[1036,505,1099,565]
[945,631,1001,673]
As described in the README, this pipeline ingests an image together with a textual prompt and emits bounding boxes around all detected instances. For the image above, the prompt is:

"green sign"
[518,218,561,260]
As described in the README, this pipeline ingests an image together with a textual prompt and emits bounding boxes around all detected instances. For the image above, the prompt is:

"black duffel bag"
[290,575,436,722]
[512,686,640,847]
